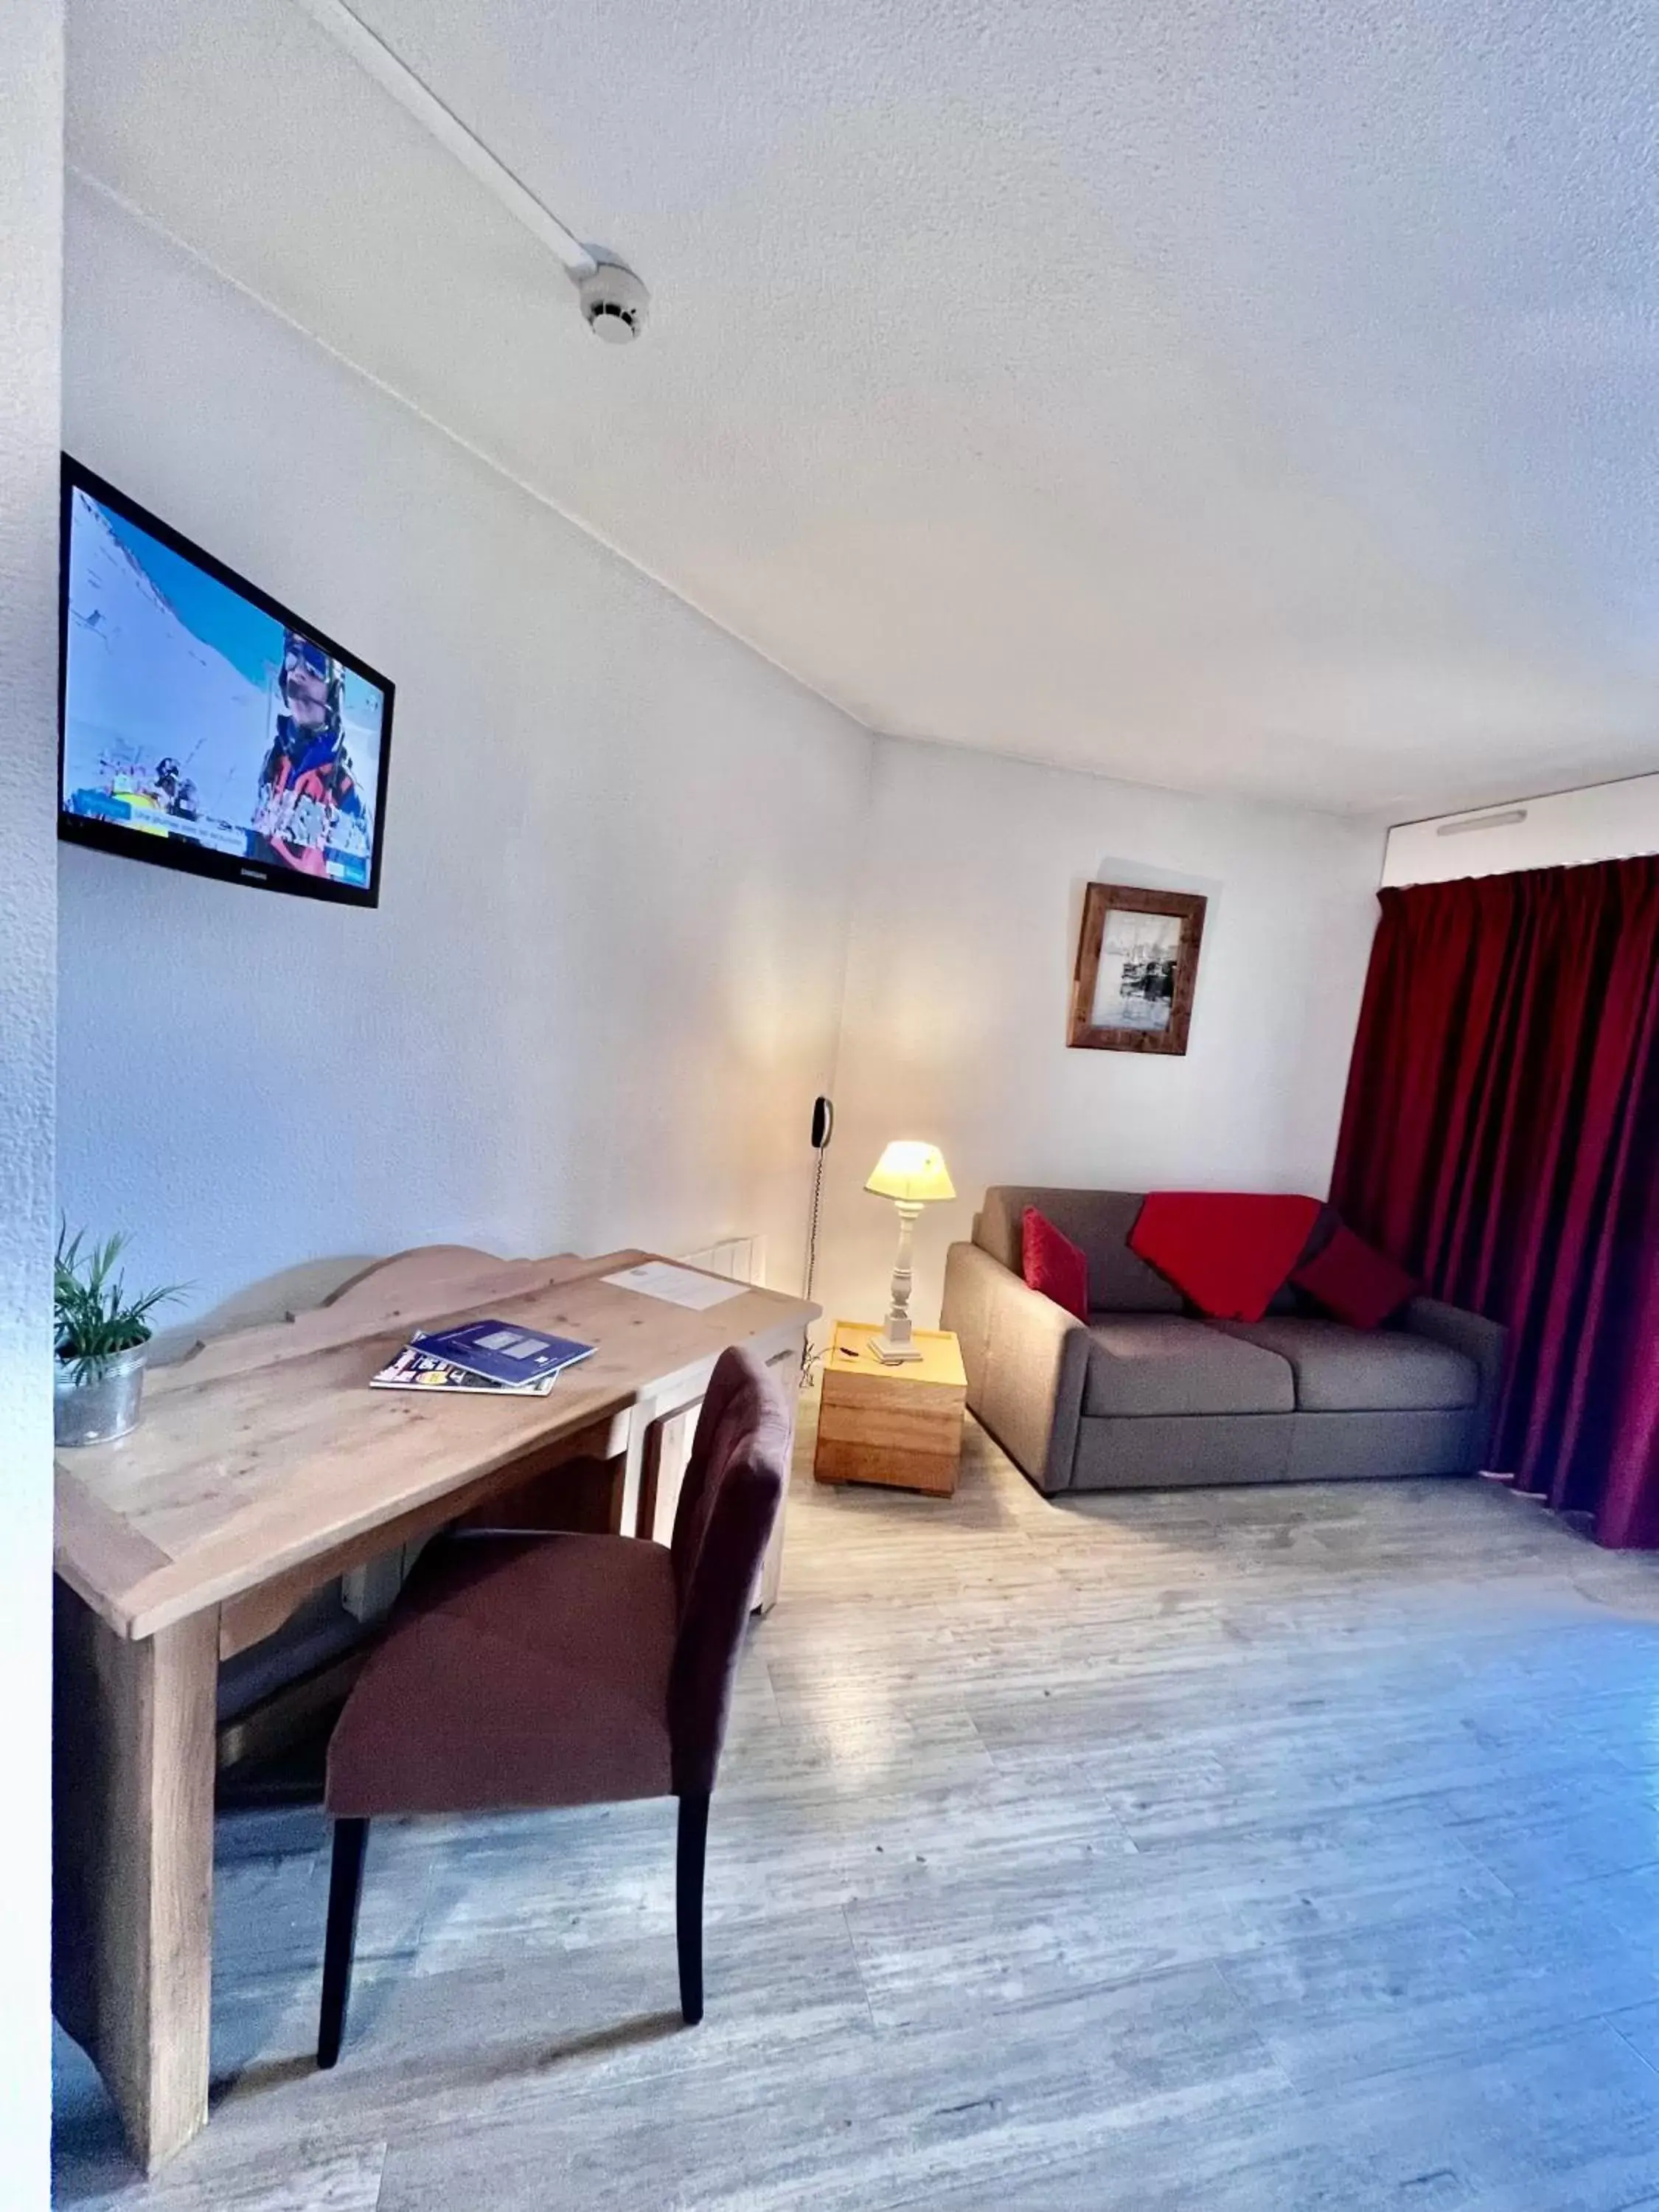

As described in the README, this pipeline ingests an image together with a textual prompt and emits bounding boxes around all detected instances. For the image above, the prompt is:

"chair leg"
[317,1818,369,2070]
[676,1792,709,2025]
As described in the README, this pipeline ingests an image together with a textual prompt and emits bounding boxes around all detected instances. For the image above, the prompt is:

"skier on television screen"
[249,633,366,875]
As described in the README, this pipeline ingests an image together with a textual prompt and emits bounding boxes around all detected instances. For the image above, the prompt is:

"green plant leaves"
[54,1224,187,1385]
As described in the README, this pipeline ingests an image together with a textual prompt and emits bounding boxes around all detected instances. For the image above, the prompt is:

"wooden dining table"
[51,1242,815,2174]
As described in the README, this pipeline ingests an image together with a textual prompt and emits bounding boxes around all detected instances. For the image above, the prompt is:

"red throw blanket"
[1130,1192,1323,1321]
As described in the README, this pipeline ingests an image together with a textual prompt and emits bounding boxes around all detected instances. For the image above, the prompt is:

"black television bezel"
[58,456,394,910]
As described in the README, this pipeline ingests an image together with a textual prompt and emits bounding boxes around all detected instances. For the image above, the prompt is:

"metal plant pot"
[54,1343,147,1447]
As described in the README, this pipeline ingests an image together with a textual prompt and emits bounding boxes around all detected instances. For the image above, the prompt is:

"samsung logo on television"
[239,868,269,883]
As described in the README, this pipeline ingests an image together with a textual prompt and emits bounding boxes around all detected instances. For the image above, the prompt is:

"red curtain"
[1329,855,1659,1545]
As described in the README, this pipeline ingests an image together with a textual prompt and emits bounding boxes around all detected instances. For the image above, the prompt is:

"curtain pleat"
[1330,856,1659,1545]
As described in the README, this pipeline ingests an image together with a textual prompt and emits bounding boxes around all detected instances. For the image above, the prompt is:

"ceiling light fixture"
[290,0,648,341]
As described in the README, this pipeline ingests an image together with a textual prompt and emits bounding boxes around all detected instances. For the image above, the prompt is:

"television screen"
[58,459,393,905]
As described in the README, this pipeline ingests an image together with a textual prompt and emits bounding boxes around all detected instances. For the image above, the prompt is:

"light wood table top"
[824,1318,968,1389]
[55,1244,817,1643]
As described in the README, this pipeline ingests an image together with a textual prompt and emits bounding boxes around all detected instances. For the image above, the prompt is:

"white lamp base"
[869,1331,925,1365]
[872,1200,928,1363]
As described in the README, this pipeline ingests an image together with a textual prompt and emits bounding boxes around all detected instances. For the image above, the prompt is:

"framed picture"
[1068,882,1208,1055]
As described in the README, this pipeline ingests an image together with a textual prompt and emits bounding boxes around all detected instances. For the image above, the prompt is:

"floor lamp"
[865,1141,956,1363]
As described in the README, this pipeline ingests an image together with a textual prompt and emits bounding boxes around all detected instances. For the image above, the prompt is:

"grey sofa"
[939,1187,1507,1495]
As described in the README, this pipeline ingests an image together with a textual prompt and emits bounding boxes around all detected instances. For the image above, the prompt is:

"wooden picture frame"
[1068,882,1207,1056]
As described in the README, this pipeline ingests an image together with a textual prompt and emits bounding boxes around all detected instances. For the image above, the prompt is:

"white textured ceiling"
[68,0,1659,814]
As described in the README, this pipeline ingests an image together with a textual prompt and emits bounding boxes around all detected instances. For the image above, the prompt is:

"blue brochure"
[413,1317,595,1388]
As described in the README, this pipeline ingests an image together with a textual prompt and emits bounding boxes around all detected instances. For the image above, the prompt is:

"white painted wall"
[814,739,1383,1335]
[0,4,63,2204]
[59,184,874,1323]
[1382,773,1659,886]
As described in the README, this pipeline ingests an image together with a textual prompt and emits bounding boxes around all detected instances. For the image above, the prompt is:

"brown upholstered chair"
[316,1343,790,2068]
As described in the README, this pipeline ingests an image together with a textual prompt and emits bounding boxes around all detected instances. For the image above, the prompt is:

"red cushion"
[1021,1207,1089,1321]
[1129,1192,1323,1322]
[1293,1222,1419,1329]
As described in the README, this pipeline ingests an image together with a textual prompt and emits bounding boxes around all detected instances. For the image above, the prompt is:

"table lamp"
[865,1141,956,1363]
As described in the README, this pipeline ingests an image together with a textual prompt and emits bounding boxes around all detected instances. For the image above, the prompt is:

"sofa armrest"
[1401,1295,1508,1462]
[940,1239,998,1400]
[941,1239,1089,1493]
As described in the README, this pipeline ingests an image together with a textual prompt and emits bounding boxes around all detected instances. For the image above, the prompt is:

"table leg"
[634,1416,669,1540]
[53,1583,218,2174]
[618,1411,650,1540]
[757,1332,805,1613]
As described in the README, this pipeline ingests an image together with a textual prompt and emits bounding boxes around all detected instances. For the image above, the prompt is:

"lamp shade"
[865,1141,956,1203]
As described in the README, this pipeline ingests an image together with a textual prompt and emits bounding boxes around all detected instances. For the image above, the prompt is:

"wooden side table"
[814,1320,967,1496]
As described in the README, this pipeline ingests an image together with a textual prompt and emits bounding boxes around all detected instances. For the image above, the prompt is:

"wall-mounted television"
[58,458,394,907]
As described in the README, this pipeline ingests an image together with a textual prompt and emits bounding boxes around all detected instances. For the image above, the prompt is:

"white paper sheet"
[602,1260,748,1310]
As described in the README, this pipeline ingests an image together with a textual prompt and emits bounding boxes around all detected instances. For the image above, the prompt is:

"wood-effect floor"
[53,1401,1659,2211]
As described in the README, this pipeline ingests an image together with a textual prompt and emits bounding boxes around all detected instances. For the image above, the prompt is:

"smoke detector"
[293,1,650,349]
[577,257,650,344]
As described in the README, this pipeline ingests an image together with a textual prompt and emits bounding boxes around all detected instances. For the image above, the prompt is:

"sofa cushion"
[1292,1223,1419,1329]
[1266,1203,1340,1312]
[1129,1192,1324,1321]
[1021,1207,1089,1321]
[977,1188,1183,1312]
[1084,1316,1295,1417]
[1073,1412,1295,1490]
[1214,1318,1478,1413]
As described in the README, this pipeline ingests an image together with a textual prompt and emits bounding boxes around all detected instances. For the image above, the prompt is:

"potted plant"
[54,1228,184,1447]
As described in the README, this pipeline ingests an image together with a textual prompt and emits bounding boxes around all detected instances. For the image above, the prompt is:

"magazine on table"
[369,1341,564,1396]
[411,1316,596,1387]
